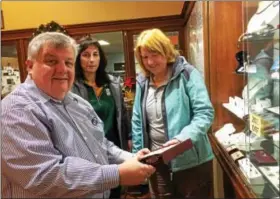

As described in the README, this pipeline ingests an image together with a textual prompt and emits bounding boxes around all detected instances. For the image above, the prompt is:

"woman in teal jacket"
[132,28,214,198]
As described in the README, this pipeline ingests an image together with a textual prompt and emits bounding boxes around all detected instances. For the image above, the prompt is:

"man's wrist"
[102,164,120,189]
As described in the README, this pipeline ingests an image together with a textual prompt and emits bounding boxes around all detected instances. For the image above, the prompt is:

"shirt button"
[84,136,87,140]
[95,155,98,158]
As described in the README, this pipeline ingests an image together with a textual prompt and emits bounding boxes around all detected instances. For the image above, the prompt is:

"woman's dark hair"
[75,35,110,87]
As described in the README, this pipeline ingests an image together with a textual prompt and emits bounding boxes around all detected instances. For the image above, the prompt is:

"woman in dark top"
[72,35,131,198]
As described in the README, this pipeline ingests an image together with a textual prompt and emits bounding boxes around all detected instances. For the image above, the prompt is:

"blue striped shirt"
[1,76,133,198]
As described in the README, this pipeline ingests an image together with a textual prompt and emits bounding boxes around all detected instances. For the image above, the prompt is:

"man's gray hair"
[27,32,77,60]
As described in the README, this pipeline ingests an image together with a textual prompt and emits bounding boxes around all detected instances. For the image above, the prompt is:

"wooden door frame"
[2,15,186,82]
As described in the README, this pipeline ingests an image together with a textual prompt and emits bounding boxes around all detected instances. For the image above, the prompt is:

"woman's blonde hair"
[135,28,179,76]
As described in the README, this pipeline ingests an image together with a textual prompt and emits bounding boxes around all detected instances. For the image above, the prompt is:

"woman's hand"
[162,139,181,147]
[127,140,132,152]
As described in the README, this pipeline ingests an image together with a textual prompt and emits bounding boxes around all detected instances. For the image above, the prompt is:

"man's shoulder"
[2,79,61,114]
[67,92,100,122]
[2,84,30,108]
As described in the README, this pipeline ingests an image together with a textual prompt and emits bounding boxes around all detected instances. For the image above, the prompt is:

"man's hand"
[118,155,155,186]
[135,148,151,159]
[162,139,181,147]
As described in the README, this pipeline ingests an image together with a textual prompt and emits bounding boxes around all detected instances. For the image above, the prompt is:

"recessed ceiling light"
[98,40,110,46]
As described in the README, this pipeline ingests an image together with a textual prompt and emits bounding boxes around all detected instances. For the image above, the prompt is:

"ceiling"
[2,2,185,30]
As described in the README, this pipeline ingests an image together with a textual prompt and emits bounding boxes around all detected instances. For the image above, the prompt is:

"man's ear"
[25,60,33,73]
[25,60,34,78]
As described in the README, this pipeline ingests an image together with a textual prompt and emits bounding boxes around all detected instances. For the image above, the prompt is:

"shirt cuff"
[101,164,120,190]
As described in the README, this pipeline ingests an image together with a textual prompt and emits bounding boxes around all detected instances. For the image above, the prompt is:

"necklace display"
[255,1,274,14]
[246,1,279,34]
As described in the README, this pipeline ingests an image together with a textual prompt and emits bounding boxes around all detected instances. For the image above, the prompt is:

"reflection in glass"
[1,43,20,98]
[186,1,205,78]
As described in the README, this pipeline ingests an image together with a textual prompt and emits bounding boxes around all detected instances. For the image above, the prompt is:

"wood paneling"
[208,1,246,131]
[1,15,185,82]
[17,39,28,82]
[1,15,184,41]
[122,31,130,79]
[181,1,196,27]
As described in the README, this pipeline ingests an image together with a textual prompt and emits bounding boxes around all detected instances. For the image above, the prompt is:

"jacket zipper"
[161,86,169,145]
[141,80,149,149]
[161,81,174,177]
[154,92,159,119]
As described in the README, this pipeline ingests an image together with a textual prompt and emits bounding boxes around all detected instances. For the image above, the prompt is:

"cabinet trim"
[2,15,184,41]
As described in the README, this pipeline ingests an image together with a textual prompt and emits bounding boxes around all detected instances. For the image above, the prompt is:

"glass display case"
[214,1,279,198]
[1,42,21,98]
[242,1,279,197]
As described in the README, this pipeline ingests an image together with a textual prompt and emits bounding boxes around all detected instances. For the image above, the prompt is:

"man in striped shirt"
[1,32,155,198]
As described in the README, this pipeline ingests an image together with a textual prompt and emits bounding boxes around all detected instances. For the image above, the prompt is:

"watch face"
[226,145,238,153]
[231,151,244,162]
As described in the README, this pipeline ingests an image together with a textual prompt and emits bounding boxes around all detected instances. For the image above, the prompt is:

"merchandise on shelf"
[249,112,277,136]
[238,158,264,185]
[258,166,280,191]
[243,1,279,41]
[1,66,20,97]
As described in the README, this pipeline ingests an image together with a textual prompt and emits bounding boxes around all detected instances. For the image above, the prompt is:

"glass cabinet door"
[73,31,126,82]
[1,42,21,98]
[241,1,280,197]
